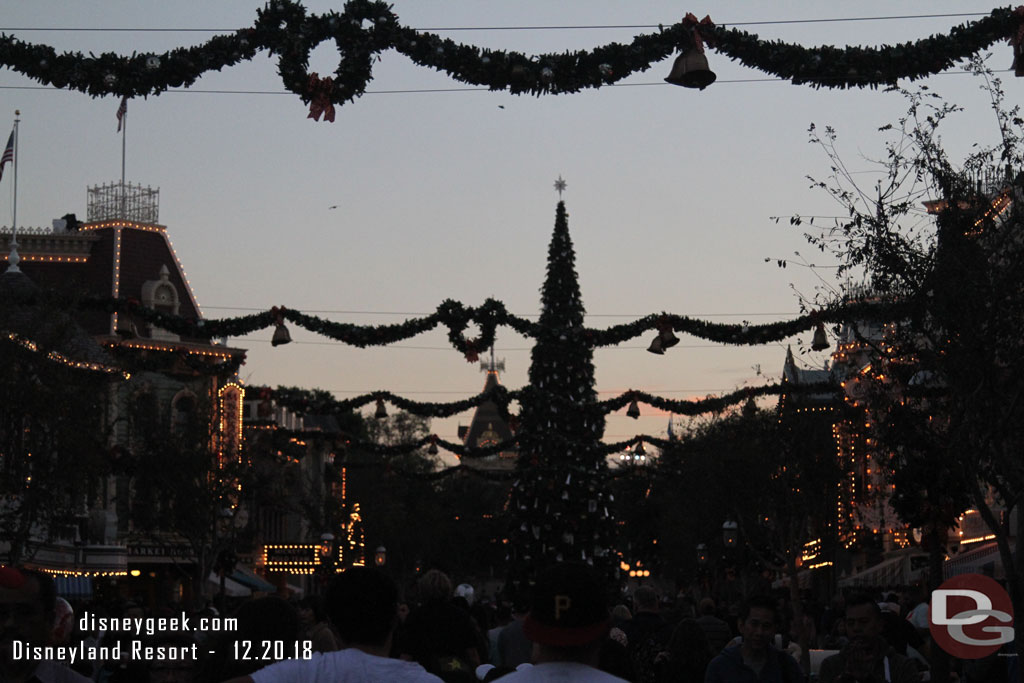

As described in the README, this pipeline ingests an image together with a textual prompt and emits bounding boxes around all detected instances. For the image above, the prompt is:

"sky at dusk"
[0,2,1014,456]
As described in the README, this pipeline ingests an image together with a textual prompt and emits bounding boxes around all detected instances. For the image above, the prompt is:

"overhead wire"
[0,12,991,33]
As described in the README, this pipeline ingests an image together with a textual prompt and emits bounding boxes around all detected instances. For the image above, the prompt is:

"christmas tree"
[507,201,616,586]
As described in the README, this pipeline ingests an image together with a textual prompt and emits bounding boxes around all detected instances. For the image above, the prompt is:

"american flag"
[0,130,13,182]
[116,96,128,132]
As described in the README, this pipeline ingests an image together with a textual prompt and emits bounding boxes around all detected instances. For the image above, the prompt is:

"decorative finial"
[553,175,567,199]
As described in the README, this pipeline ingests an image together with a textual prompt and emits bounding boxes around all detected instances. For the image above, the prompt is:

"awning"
[206,572,251,597]
[838,555,906,588]
[54,576,93,599]
[944,542,1002,579]
[230,566,275,593]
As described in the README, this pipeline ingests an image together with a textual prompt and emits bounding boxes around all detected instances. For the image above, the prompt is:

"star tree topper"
[554,175,567,199]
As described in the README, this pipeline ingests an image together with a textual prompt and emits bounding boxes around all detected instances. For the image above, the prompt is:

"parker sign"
[930,573,1014,659]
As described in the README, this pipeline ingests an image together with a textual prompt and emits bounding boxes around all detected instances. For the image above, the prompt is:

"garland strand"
[1,2,1020,118]
[602,381,835,416]
[253,384,520,418]
[79,296,910,351]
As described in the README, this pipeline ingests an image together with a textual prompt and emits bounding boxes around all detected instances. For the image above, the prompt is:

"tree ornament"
[146,56,161,70]
[103,73,117,86]
[598,63,613,77]
[540,67,554,82]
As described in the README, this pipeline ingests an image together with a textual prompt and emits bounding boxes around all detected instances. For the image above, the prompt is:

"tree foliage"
[0,289,111,565]
[802,58,1024,681]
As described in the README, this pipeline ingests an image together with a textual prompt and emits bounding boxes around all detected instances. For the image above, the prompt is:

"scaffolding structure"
[87,182,160,224]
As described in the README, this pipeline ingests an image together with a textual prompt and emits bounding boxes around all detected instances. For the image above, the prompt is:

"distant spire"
[480,345,505,374]
[785,344,795,367]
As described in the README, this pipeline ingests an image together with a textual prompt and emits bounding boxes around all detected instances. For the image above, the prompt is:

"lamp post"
[319,532,336,579]
[722,520,738,549]
[374,545,387,567]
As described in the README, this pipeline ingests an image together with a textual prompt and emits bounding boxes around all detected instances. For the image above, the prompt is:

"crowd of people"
[0,562,1012,682]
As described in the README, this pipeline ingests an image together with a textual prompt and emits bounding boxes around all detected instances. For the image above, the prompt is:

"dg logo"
[930,573,1014,659]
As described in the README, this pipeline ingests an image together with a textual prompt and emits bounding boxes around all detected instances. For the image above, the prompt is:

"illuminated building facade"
[243,393,362,594]
[1,182,247,598]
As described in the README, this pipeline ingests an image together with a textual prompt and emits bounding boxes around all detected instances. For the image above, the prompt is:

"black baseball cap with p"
[523,563,611,648]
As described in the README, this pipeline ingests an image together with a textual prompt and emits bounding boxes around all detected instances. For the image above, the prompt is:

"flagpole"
[9,110,20,272]
[120,101,126,217]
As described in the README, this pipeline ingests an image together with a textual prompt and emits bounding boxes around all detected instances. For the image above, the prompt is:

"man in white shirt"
[223,567,441,683]
[498,563,628,682]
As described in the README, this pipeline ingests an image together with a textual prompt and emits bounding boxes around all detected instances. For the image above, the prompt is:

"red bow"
[306,73,336,122]
[682,13,716,53]
[464,340,480,363]
[1011,7,1024,76]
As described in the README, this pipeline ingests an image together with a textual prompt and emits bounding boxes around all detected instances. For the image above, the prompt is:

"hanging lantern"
[626,398,641,419]
[634,440,646,456]
[664,49,716,89]
[374,398,388,419]
[811,322,830,351]
[427,436,439,456]
[647,334,665,355]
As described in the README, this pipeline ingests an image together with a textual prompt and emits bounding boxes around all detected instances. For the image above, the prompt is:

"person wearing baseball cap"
[498,563,628,682]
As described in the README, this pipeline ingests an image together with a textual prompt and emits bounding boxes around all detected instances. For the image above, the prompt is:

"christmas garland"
[588,300,915,347]
[81,296,538,361]
[604,381,837,416]
[80,296,912,352]
[1,2,1021,120]
[102,340,244,376]
[1,329,130,380]
[252,383,520,418]
[339,460,516,482]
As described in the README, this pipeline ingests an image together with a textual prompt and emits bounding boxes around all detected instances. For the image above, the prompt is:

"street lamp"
[618,441,648,466]
[722,520,738,549]
[320,533,335,565]
[696,543,709,567]
[374,545,387,567]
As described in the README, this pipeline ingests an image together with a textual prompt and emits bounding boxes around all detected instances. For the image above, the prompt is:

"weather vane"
[554,175,567,199]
